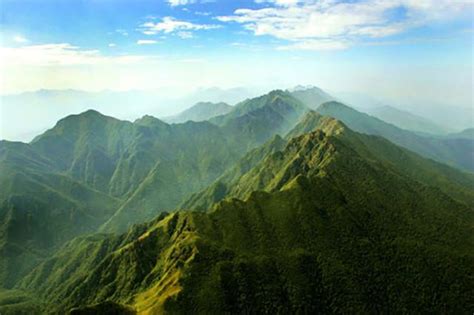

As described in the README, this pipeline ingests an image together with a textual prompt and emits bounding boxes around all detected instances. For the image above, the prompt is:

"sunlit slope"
[16,121,473,313]
[184,111,474,211]
[317,101,474,171]
[0,140,119,288]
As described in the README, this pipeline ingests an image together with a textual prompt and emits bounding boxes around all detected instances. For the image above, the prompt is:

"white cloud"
[168,0,195,6]
[137,39,159,45]
[195,11,212,16]
[108,43,116,47]
[116,29,129,36]
[177,31,193,39]
[0,43,150,66]
[167,0,216,6]
[278,39,349,51]
[218,0,474,50]
[13,36,29,43]
[255,0,301,7]
[140,17,220,37]
[137,39,158,45]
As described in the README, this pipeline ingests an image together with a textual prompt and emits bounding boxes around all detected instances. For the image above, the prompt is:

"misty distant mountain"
[164,102,233,123]
[403,102,473,132]
[334,91,472,132]
[446,128,474,140]
[0,87,259,142]
[0,89,175,142]
[289,86,335,109]
[0,88,473,314]
[9,108,473,314]
[186,86,262,105]
[315,101,474,171]
[367,105,451,135]
[332,91,385,111]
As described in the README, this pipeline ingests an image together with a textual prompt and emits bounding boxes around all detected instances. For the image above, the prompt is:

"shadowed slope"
[164,102,232,124]
[317,101,474,171]
[15,121,474,314]
[183,111,474,211]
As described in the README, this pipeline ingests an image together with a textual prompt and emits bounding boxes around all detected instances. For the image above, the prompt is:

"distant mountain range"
[0,87,260,142]
[366,105,452,135]
[0,87,472,314]
[446,128,474,140]
[317,101,474,171]
[164,102,233,124]
[335,91,473,133]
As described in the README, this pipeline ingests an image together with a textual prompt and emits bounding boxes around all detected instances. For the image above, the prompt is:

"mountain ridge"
[12,117,473,313]
[0,88,473,314]
[316,101,474,172]
[164,101,233,124]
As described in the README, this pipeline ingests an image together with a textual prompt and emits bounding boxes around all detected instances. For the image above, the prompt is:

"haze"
[1,0,473,141]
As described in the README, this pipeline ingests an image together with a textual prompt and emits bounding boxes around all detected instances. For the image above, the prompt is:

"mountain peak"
[290,87,334,110]
[134,115,168,127]
[30,109,127,147]
[47,109,117,129]
[286,110,346,139]
[194,101,228,108]
[58,109,111,124]
[289,85,324,93]
[317,101,352,112]
[164,101,232,124]
[268,89,289,98]
[80,109,104,116]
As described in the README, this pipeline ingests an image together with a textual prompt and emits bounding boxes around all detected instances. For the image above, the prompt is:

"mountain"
[402,102,473,133]
[10,118,473,314]
[181,134,288,211]
[0,89,176,142]
[102,90,310,233]
[366,105,450,135]
[446,128,474,140]
[211,90,308,150]
[184,111,474,211]
[332,90,385,111]
[289,86,334,109]
[0,110,240,288]
[317,101,474,172]
[0,140,120,288]
[0,91,311,239]
[183,86,261,106]
[164,102,233,124]
[0,88,473,314]
[0,87,259,143]
[30,110,137,194]
[100,120,241,233]
[333,91,472,132]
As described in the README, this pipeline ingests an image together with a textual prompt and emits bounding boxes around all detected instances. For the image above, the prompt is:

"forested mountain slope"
[317,101,474,171]
[8,118,473,314]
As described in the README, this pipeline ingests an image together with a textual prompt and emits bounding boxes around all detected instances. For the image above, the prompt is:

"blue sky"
[0,0,473,107]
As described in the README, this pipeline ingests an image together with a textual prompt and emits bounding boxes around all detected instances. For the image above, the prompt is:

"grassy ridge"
[317,101,474,171]
[13,123,473,313]
[0,89,473,313]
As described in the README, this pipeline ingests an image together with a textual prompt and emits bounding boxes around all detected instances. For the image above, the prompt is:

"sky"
[0,0,473,107]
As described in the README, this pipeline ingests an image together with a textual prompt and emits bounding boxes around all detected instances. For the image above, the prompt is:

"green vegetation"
[0,140,120,287]
[0,90,310,289]
[0,288,45,314]
[184,111,474,211]
[446,128,474,140]
[317,101,474,171]
[0,88,473,314]
[165,101,232,124]
[367,105,451,135]
[289,85,334,109]
[7,117,473,314]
